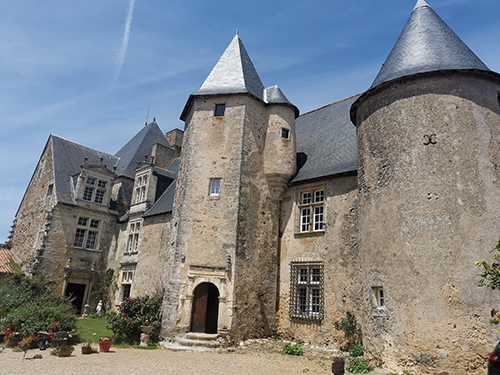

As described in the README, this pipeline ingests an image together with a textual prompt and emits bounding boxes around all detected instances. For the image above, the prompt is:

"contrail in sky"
[113,0,135,85]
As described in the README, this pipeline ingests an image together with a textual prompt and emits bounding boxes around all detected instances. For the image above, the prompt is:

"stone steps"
[160,333,221,352]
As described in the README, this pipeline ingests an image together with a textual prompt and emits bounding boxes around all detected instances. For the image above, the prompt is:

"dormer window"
[135,174,148,204]
[214,104,226,117]
[82,177,107,204]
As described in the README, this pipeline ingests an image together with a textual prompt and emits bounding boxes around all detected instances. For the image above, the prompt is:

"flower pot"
[99,340,113,352]
[140,325,153,334]
[81,346,93,354]
[9,334,23,348]
[332,362,345,375]
[56,351,73,357]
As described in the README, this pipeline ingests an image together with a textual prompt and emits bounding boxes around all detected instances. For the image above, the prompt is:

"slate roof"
[292,95,359,183]
[115,121,171,179]
[51,135,118,205]
[181,33,298,120]
[370,0,490,89]
[143,158,180,217]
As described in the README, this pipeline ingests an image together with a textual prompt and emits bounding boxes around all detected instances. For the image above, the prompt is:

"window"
[210,179,221,197]
[281,128,290,139]
[47,183,53,196]
[126,221,141,253]
[121,271,134,301]
[73,217,100,250]
[135,174,148,204]
[82,176,107,204]
[372,286,386,311]
[298,189,325,232]
[214,104,226,117]
[290,260,324,320]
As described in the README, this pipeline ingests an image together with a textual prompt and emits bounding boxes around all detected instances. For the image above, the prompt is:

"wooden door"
[191,283,208,332]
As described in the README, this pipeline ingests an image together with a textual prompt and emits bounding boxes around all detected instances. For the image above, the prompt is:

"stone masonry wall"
[355,72,500,374]
[277,175,360,347]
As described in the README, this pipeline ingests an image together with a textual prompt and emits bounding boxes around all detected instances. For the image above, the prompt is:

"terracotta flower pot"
[56,350,73,357]
[99,340,113,352]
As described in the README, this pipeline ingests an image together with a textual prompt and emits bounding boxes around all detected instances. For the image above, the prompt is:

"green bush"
[349,344,364,357]
[346,358,374,374]
[107,290,164,344]
[334,311,363,350]
[0,272,77,335]
[281,342,304,356]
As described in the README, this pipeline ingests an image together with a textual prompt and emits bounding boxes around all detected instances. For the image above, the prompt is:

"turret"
[351,1,500,373]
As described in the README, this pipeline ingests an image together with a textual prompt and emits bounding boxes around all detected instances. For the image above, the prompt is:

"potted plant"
[81,342,94,354]
[99,336,113,352]
[140,321,153,334]
[332,356,346,375]
[52,344,74,357]
[4,322,16,341]
[19,335,35,359]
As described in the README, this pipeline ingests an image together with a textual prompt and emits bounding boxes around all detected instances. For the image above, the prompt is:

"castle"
[9,1,500,373]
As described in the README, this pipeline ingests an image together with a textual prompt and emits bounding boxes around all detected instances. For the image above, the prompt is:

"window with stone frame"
[73,217,100,250]
[134,173,149,204]
[289,260,324,320]
[121,270,134,301]
[298,188,325,233]
[126,220,142,254]
[82,176,107,204]
[371,286,386,314]
[209,178,221,197]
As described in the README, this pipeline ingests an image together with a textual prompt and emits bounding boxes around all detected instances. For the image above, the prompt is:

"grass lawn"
[77,316,111,343]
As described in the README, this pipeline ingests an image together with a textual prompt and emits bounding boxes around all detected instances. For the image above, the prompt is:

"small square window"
[210,179,221,196]
[214,104,226,117]
[281,128,290,139]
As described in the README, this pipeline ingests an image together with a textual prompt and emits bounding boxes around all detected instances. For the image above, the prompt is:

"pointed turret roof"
[180,33,266,121]
[370,0,490,89]
[194,33,265,100]
[115,120,170,178]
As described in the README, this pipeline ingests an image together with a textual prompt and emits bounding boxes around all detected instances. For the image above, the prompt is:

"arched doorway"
[191,283,219,333]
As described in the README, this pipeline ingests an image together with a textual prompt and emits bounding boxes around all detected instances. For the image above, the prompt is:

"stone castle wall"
[354,72,500,374]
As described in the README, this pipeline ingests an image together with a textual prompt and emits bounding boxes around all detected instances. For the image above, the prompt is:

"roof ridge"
[50,134,117,159]
[299,93,364,117]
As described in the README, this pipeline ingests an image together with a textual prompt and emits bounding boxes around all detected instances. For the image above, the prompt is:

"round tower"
[351,1,500,373]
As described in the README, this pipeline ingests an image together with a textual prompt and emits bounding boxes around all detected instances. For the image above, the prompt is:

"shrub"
[107,290,164,344]
[0,272,77,335]
[349,344,364,357]
[346,358,374,374]
[334,311,363,350]
[281,342,304,356]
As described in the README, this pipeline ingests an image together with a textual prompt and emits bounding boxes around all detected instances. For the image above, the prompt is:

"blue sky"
[1,0,500,242]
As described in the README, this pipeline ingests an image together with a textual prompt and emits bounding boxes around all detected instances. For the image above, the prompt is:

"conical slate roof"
[193,33,265,100]
[370,0,490,89]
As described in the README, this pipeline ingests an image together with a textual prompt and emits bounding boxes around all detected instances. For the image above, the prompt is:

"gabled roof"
[115,121,171,179]
[292,95,359,183]
[370,0,490,89]
[51,135,119,204]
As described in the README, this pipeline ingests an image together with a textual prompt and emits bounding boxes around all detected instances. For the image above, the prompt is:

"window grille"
[290,260,324,320]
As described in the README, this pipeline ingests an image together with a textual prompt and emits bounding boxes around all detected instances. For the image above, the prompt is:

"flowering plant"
[99,335,113,342]
[6,322,16,331]
[47,321,60,332]
[271,328,282,340]
[332,356,346,365]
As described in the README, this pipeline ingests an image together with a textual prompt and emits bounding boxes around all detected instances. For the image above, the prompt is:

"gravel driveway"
[1,344,333,375]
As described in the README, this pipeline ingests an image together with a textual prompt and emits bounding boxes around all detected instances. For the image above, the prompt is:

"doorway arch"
[190,282,219,333]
